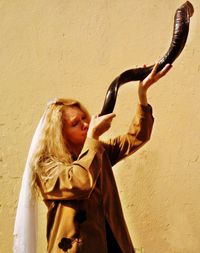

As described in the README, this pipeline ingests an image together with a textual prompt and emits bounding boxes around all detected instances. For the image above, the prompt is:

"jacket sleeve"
[102,103,154,166]
[36,138,104,200]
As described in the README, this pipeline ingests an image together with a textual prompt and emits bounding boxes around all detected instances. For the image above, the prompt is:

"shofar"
[99,1,194,116]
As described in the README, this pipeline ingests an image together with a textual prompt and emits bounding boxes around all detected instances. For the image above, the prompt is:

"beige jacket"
[36,104,154,253]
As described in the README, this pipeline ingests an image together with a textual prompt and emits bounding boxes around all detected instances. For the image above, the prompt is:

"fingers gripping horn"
[99,1,194,116]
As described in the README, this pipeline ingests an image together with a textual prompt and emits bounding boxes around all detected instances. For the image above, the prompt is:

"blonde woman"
[14,63,172,253]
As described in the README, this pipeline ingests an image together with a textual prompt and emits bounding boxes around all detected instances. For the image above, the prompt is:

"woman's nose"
[82,121,89,130]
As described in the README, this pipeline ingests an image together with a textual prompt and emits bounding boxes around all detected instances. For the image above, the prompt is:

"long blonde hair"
[31,98,90,193]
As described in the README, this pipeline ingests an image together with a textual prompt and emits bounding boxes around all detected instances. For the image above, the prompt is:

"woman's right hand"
[87,113,116,140]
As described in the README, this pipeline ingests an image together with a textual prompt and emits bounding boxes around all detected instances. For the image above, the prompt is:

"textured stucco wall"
[0,1,200,252]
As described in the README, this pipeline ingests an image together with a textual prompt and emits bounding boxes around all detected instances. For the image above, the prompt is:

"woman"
[14,63,172,253]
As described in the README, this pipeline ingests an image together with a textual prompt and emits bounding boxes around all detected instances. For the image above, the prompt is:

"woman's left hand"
[138,63,172,106]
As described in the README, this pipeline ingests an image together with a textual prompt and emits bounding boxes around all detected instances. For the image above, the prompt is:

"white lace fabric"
[13,112,47,253]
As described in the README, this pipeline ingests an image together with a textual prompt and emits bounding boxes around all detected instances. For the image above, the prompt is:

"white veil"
[13,110,47,253]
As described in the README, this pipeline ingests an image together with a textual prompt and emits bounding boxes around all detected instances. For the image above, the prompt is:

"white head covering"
[13,100,56,253]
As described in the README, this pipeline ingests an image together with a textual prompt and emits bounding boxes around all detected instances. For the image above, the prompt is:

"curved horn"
[99,1,194,116]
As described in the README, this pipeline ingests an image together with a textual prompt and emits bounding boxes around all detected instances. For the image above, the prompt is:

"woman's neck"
[69,143,83,160]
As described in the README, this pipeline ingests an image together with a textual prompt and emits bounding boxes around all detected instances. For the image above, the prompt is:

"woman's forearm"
[138,90,148,106]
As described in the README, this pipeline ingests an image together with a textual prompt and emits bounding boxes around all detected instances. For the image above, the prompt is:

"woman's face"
[62,106,90,147]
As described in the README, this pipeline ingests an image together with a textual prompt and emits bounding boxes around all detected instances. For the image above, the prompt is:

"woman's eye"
[72,121,78,127]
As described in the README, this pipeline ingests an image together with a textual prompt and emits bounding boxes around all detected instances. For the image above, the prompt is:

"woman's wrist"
[87,130,99,140]
[138,91,148,106]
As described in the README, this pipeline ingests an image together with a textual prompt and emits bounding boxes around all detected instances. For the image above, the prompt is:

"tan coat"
[36,104,154,253]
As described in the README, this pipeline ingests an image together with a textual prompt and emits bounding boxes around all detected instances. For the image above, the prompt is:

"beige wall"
[0,0,199,252]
